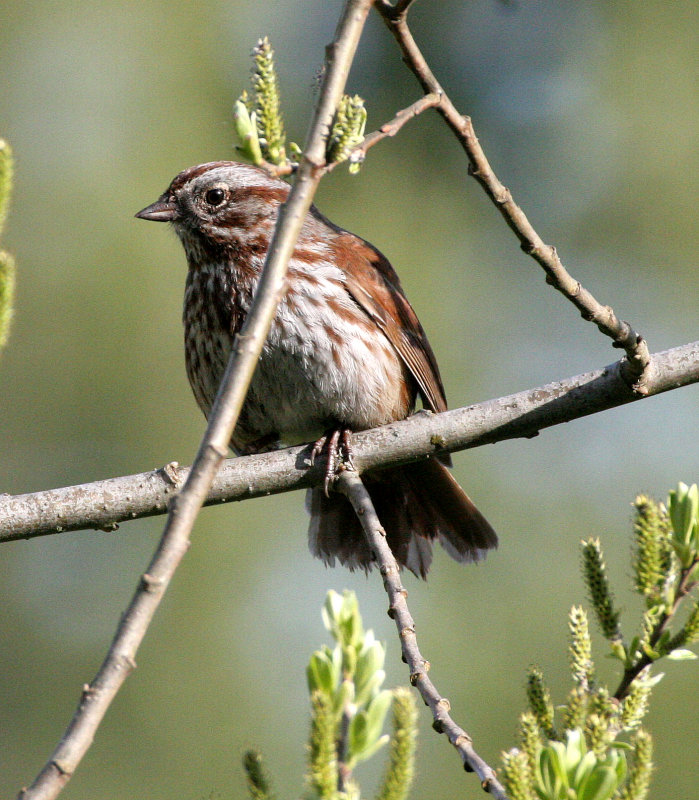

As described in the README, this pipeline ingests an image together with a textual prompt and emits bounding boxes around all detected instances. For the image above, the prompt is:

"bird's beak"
[135,196,178,222]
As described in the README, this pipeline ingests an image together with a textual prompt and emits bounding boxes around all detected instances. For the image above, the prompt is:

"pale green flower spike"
[308,691,340,800]
[250,37,287,165]
[617,729,653,800]
[375,688,417,800]
[242,750,277,800]
[581,539,622,643]
[632,495,673,604]
[568,605,594,691]
[500,748,535,800]
[233,38,287,167]
[526,666,555,739]
[0,139,12,235]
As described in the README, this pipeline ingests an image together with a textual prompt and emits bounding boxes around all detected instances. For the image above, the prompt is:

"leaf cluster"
[243,590,417,800]
[233,38,367,174]
[501,482,699,800]
[620,485,699,669]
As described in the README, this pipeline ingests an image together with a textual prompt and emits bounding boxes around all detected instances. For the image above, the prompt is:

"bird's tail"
[307,458,497,578]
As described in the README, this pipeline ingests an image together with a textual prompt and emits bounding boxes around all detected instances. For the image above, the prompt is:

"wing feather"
[331,232,448,414]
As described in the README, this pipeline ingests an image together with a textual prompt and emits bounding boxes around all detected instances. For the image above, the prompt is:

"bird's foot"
[310,427,355,496]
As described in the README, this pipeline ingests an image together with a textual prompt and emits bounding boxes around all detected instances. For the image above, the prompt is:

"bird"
[136,161,497,577]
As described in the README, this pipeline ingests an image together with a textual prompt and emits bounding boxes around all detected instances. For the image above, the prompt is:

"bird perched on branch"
[137,161,497,577]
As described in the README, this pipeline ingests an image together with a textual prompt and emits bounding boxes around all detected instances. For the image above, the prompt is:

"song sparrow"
[136,161,497,577]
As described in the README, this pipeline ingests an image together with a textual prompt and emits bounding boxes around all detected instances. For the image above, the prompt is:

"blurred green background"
[1,1,697,797]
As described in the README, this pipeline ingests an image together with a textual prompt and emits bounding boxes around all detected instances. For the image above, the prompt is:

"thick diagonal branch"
[375,1,651,390]
[15,3,375,799]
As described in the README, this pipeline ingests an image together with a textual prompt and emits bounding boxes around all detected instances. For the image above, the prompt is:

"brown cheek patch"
[218,208,249,230]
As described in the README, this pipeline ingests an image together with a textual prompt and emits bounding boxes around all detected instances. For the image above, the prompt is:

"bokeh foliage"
[0,139,14,353]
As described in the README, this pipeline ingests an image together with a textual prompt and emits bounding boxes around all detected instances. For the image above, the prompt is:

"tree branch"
[336,470,508,799]
[3,342,697,544]
[15,3,375,799]
[374,1,651,390]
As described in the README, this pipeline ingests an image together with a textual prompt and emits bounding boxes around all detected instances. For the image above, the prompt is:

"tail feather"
[307,458,497,578]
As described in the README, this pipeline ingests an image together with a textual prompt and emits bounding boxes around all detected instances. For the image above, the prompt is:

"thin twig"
[2,341,697,544]
[336,470,508,799]
[614,558,699,700]
[375,2,652,392]
[16,3,375,799]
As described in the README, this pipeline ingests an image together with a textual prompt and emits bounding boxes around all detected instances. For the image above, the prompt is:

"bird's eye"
[204,187,226,207]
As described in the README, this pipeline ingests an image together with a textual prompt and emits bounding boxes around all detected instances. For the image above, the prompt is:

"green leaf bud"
[355,638,386,705]
[233,98,263,164]
[668,483,698,543]
[577,764,619,800]
[307,646,340,696]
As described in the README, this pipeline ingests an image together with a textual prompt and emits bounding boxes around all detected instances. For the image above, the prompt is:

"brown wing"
[331,231,448,414]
